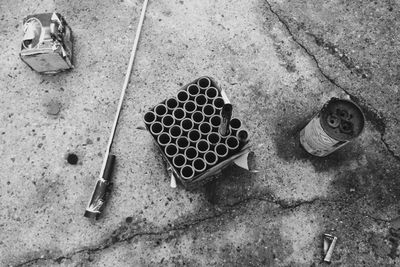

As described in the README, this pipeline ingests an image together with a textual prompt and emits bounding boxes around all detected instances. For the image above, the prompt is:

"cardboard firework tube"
[207,132,221,146]
[165,143,179,158]
[219,104,232,137]
[180,165,195,180]
[173,108,186,124]
[184,146,198,161]
[177,90,189,105]
[197,76,211,91]
[202,104,216,117]
[180,118,194,132]
[300,98,365,157]
[236,128,249,149]
[154,104,168,119]
[205,87,219,103]
[188,129,201,144]
[196,139,210,156]
[166,97,178,112]
[169,125,182,140]
[187,84,200,99]
[195,94,207,108]
[191,111,205,124]
[172,153,186,169]
[199,122,212,137]
[204,150,218,167]
[150,121,164,136]
[144,110,157,126]
[157,132,171,147]
[192,158,207,173]
[176,136,190,150]
[225,136,240,154]
[210,115,221,130]
[215,143,229,161]
[213,97,224,111]
[183,100,197,115]
[229,118,242,135]
[162,114,175,130]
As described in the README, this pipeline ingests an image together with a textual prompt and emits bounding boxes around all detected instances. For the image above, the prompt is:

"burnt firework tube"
[180,118,194,132]
[205,87,219,103]
[199,122,212,137]
[166,97,178,111]
[236,128,249,149]
[165,143,179,158]
[192,158,207,173]
[215,143,229,161]
[154,104,168,119]
[169,125,182,140]
[177,90,189,106]
[207,132,221,147]
[229,118,242,135]
[183,100,197,115]
[180,165,195,180]
[210,115,221,130]
[173,154,187,169]
[173,108,186,124]
[195,94,207,108]
[192,111,205,124]
[213,97,224,111]
[144,111,157,126]
[204,151,218,167]
[150,121,164,136]
[162,114,175,130]
[300,98,365,157]
[184,146,198,161]
[196,139,210,156]
[157,132,171,147]
[219,103,232,136]
[84,154,115,219]
[197,76,211,91]
[188,129,201,144]
[225,136,240,155]
[202,104,215,117]
[176,136,190,150]
[187,84,200,99]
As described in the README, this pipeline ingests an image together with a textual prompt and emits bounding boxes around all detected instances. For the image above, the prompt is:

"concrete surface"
[1,0,400,266]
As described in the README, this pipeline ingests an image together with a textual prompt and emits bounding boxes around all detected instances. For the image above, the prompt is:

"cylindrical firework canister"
[210,115,221,130]
[169,125,182,140]
[205,87,219,102]
[192,111,205,124]
[213,97,224,111]
[173,154,186,169]
[154,104,168,118]
[229,118,242,135]
[188,129,201,144]
[165,143,179,158]
[150,122,164,136]
[180,165,195,180]
[162,114,175,130]
[197,76,211,91]
[225,136,240,154]
[202,104,215,117]
[157,132,171,147]
[144,111,157,126]
[199,122,212,137]
[177,90,189,105]
[184,146,198,162]
[166,97,178,112]
[215,143,229,161]
[237,128,249,149]
[180,118,194,132]
[196,140,210,156]
[207,132,220,147]
[192,158,207,173]
[195,94,207,108]
[300,98,365,157]
[183,101,197,115]
[187,84,200,99]
[204,151,218,167]
[173,108,186,124]
[176,136,190,150]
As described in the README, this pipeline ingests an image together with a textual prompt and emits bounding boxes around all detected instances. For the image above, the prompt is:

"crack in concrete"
[264,0,400,163]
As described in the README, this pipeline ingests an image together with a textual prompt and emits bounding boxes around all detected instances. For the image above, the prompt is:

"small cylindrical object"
[172,154,186,169]
[197,76,211,91]
[205,87,219,102]
[219,104,232,137]
[195,94,207,108]
[166,97,178,112]
[237,128,249,149]
[183,100,197,115]
[229,118,242,135]
[210,115,221,130]
[199,122,212,137]
[192,158,207,173]
[162,114,175,129]
[177,90,189,105]
[150,122,164,136]
[196,140,210,155]
[169,125,182,140]
[157,132,171,147]
[184,146,198,161]
[207,132,220,146]
[225,136,239,153]
[191,111,204,124]
[143,110,157,126]
[215,143,228,160]
[173,107,186,124]
[187,84,200,99]
[300,98,365,157]
[180,165,195,180]
[188,129,201,144]
[204,151,218,167]
[202,104,215,117]
[154,104,168,118]
[165,143,179,158]
[180,118,194,132]
[213,97,224,111]
[176,136,190,150]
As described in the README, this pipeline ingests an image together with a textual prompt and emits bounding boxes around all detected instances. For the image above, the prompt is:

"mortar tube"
[197,76,211,91]
[191,111,205,124]
[213,97,224,111]
[154,104,168,119]
[205,87,219,103]
[180,165,195,180]
[184,146,198,161]
[199,122,212,137]
[150,121,164,136]
[162,114,175,129]
[172,154,187,169]
[166,97,178,112]
[225,136,240,155]
[157,132,171,147]
[202,104,216,118]
[177,90,189,106]
[183,100,197,115]
[169,125,182,140]
[144,110,157,126]
[236,129,249,149]
[165,143,179,158]
[204,151,218,167]
[180,118,194,132]
[192,158,207,173]
[176,136,190,150]
[229,118,242,135]
[207,132,221,146]
[173,108,186,124]
[187,84,200,99]
[188,129,201,144]
[195,94,207,108]
[210,115,221,130]
[215,143,229,161]
[196,140,210,156]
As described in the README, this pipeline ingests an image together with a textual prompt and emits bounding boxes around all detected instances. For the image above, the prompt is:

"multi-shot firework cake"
[143,77,251,189]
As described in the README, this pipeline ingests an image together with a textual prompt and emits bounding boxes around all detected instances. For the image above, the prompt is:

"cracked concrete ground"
[1,0,400,266]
